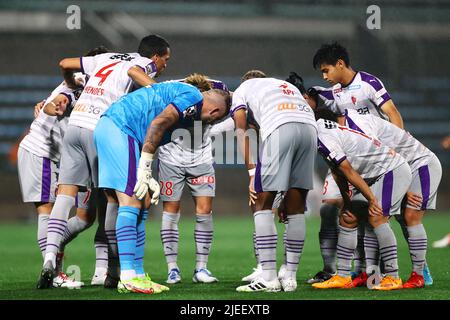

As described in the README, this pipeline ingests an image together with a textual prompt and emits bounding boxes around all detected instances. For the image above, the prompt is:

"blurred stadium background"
[0,0,449,221]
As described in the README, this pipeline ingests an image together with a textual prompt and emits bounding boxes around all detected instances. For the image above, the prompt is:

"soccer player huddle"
[17,35,441,294]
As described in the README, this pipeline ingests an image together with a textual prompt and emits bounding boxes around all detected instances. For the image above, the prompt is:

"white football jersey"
[315,71,392,119]
[69,52,157,131]
[158,78,229,167]
[317,118,406,180]
[20,77,84,162]
[344,109,434,172]
[230,78,317,142]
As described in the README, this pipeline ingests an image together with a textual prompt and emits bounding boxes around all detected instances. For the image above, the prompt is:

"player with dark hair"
[312,110,411,290]
[37,35,170,289]
[308,42,434,286]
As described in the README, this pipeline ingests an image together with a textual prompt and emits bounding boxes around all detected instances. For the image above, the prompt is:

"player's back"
[344,109,434,172]
[104,81,203,145]
[317,118,405,180]
[232,77,316,141]
[70,52,156,131]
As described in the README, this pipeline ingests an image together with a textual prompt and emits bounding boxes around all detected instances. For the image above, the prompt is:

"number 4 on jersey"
[94,61,121,86]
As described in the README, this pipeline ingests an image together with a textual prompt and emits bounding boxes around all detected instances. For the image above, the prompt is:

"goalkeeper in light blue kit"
[94,81,230,294]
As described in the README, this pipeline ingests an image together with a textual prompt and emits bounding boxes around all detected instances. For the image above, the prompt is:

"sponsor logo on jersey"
[351,96,357,105]
[348,84,361,90]
[190,176,215,185]
[279,83,295,96]
[277,103,312,113]
[333,88,342,94]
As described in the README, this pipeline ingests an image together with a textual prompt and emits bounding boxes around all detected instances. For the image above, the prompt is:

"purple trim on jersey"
[359,71,384,91]
[345,111,365,133]
[317,139,331,158]
[60,93,73,106]
[80,57,85,74]
[124,136,137,197]
[170,102,183,119]
[418,165,430,210]
[209,80,229,92]
[148,61,157,74]
[41,158,51,202]
[230,104,247,118]
[318,90,334,101]
[75,194,79,208]
[255,159,263,193]
[381,170,394,216]
[377,92,392,108]
[335,156,347,165]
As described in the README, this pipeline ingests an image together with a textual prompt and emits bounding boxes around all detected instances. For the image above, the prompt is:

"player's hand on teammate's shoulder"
[34,100,45,118]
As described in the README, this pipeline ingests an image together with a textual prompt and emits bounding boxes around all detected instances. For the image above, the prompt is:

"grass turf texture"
[0,213,449,300]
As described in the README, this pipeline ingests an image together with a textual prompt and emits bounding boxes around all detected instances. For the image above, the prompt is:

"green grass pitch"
[1,213,449,300]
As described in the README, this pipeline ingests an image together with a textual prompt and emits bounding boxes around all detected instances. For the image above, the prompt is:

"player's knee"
[403,209,423,226]
[163,201,181,214]
[339,212,358,228]
[76,208,96,225]
[368,215,389,228]
[195,202,212,214]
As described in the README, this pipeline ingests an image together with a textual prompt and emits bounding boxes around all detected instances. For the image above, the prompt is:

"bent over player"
[313,110,411,291]
[94,81,230,294]
[38,35,170,289]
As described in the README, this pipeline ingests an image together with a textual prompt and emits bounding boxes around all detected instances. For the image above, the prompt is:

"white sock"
[37,214,50,259]
[254,210,277,282]
[161,211,180,273]
[195,213,214,270]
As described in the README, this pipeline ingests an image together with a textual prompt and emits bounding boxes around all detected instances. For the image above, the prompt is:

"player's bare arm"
[127,65,156,87]
[134,104,180,202]
[42,94,70,116]
[331,169,352,210]
[142,104,179,154]
[380,100,404,129]
[336,159,383,216]
[59,58,82,90]
[233,108,257,204]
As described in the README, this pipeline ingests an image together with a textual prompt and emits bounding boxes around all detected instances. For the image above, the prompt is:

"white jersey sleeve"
[19,81,81,162]
[359,72,391,108]
[209,117,235,135]
[314,86,342,114]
